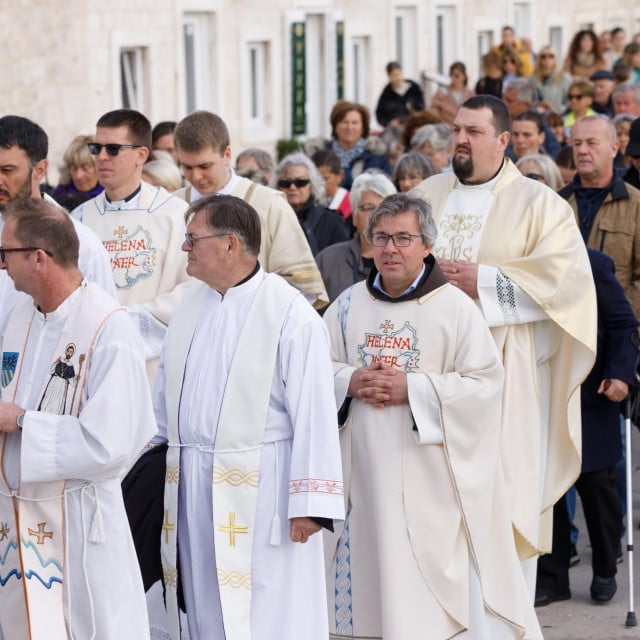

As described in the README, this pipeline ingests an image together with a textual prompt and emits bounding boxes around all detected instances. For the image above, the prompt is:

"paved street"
[535,425,640,639]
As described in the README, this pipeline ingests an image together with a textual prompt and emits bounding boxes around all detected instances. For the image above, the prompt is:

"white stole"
[0,284,121,639]
[162,273,298,640]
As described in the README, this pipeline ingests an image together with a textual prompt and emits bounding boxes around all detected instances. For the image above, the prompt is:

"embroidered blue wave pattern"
[1,352,19,388]
[357,321,420,372]
[0,538,63,590]
[107,225,157,290]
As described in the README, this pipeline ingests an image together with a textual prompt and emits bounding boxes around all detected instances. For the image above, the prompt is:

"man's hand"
[348,361,408,408]
[289,517,322,544]
[598,379,629,403]
[0,403,24,433]
[438,258,479,299]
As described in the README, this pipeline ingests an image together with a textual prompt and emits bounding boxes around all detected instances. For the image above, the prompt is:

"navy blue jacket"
[581,249,639,472]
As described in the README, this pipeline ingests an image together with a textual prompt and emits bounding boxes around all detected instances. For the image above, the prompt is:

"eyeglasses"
[87,143,143,156]
[0,246,53,262]
[370,232,424,247]
[184,232,229,248]
[525,172,545,182]
[277,178,311,189]
[568,94,584,100]
[540,53,555,59]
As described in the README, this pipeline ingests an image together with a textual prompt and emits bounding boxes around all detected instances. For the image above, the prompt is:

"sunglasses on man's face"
[87,143,142,156]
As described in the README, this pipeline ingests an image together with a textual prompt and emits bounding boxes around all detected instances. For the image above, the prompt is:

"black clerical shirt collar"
[105,184,142,204]
[458,159,504,186]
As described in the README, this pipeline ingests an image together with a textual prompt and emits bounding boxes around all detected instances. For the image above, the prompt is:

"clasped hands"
[348,360,408,409]
[438,258,479,299]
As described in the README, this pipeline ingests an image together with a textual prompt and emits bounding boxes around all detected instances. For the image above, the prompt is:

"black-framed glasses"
[370,232,424,247]
[184,232,229,248]
[277,178,311,189]
[87,143,142,156]
[568,94,584,101]
[0,246,53,262]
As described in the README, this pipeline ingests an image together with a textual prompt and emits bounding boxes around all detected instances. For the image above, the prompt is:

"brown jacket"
[560,178,640,319]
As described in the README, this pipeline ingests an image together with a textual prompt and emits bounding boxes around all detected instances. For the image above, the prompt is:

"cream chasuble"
[323,274,541,640]
[413,159,597,560]
[0,283,135,640]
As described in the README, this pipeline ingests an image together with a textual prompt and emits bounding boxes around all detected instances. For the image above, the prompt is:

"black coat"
[375,81,425,127]
[296,199,350,256]
[581,249,639,472]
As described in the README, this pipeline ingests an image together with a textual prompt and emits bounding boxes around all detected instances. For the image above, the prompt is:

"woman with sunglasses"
[275,153,350,256]
[563,80,596,141]
[534,46,572,114]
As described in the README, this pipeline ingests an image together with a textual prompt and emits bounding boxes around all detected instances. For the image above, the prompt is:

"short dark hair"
[449,61,468,86]
[3,197,79,269]
[311,149,342,174]
[175,111,230,154]
[96,109,152,149]
[386,61,402,75]
[514,110,545,134]
[186,194,261,257]
[329,101,370,140]
[151,121,177,146]
[0,116,48,164]
[461,95,512,134]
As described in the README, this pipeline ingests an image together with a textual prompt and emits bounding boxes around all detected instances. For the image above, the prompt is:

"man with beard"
[412,95,597,596]
[0,116,115,330]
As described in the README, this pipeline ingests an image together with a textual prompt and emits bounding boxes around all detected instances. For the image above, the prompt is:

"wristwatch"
[16,412,25,431]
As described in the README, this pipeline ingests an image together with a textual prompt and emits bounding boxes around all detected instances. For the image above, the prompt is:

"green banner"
[291,22,306,136]
[336,21,344,101]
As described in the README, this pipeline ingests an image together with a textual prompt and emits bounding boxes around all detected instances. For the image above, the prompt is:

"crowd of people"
[0,21,639,640]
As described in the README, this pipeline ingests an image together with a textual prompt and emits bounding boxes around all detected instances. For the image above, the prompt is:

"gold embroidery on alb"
[217,568,252,590]
[436,213,484,261]
[218,512,249,546]
[213,466,259,488]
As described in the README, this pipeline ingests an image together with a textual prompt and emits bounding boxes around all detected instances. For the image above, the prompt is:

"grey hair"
[392,152,436,188]
[612,83,640,102]
[613,113,636,127]
[573,114,617,144]
[515,153,564,191]
[274,152,325,203]
[410,123,453,153]
[503,77,538,104]
[235,147,275,174]
[142,159,183,191]
[350,172,396,210]
[365,193,437,247]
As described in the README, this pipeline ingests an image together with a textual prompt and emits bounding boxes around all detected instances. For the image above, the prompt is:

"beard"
[452,151,473,182]
[0,171,33,213]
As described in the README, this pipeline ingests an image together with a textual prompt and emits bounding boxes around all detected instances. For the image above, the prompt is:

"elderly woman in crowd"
[516,153,565,191]
[563,79,596,137]
[275,152,350,256]
[52,134,103,208]
[392,151,436,192]
[142,157,183,192]
[410,123,453,173]
[534,46,572,114]
[315,172,396,303]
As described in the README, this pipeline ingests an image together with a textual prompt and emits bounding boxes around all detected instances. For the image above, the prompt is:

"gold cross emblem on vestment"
[0,523,9,541]
[114,226,128,239]
[162,510,175,543]
[28,522,53,545]
[380,320,394,334]
[218,512,248,547]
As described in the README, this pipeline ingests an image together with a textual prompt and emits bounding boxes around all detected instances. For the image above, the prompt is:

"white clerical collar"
[372,264,425,298]
[190,169,242,203]
[35,280,87,322]
[104,185,142,210]
[456,162,503,192]
[208,264,263,301]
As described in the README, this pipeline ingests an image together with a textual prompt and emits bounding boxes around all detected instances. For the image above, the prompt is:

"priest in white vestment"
[173,110,329,309]
[0,199,153,639]
[323,192,541,640]
[411,96,597,581]
[155,194,344,640]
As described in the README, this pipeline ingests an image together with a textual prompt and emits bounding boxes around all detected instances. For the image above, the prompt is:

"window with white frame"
[247,41,270,124]
[549,27,563,57]
[394,6,418,79]
[183,13,215,113]
[352,36,369,105]
[477,30,494,71]
[120,48,147,111]
[435,5,457,76]
[512,2,532,38]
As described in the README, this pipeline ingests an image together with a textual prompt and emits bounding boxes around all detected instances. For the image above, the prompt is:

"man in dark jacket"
[536,249,639,606]
[623,117,640,190]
